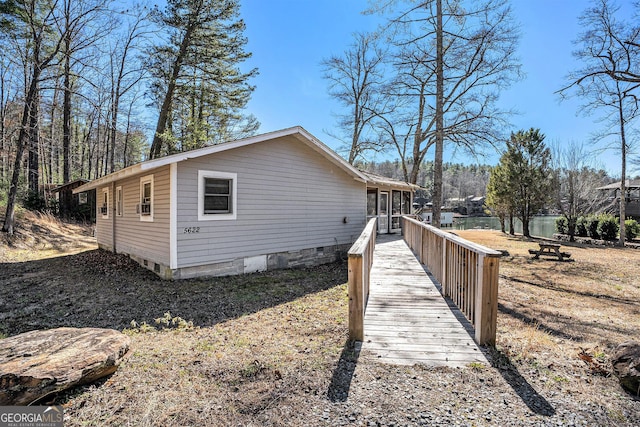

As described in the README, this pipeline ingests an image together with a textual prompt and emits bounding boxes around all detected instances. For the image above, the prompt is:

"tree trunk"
[509,214,514,235]
[3,74,40,234]
[618,93,627,247]
[62,33,72,184]
[149,25,195,159]
[523,219,530,237]
[27,91,39,195]
[432,0,444,228]
[109,88,118,173]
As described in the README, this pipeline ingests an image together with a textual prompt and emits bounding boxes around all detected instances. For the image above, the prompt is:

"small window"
[100,188,109,219]
[204,178,231,213]
[140,175,154,222]
[198,170,237,221]
[116,186,123,217]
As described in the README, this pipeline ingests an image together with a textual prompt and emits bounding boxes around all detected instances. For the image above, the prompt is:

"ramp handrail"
[402,216,501,345]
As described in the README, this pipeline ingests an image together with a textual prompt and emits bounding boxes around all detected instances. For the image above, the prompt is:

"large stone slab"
[0,327,130,405]
[612,340,640,396]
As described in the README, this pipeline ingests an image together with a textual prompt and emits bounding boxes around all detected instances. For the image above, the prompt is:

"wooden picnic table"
[529,242,571,261]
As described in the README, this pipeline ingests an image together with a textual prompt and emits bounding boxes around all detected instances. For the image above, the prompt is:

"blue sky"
[240,0,633,177]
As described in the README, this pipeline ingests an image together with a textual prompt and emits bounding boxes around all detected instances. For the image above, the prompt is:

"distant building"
[52,179,95,221]
[597,180,640,218]
[446,195,486,216]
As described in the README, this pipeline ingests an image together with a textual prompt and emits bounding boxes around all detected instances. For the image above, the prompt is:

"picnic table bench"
[528,243,572,261]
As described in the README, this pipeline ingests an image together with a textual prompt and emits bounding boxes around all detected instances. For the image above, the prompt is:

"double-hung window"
[100,188,109,219]
[140,175,154,222]
[116,186,123,217]
[198,170,237,221]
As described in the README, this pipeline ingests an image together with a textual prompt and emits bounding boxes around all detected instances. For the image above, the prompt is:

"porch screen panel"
[392,191,401,229]
[402,191,411,214]
[367,190,377,216]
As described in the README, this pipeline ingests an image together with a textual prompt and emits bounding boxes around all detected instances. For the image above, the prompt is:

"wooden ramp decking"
[361,234,489,367]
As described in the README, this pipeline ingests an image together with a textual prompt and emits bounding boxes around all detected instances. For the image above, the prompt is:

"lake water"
[453,216,560,238]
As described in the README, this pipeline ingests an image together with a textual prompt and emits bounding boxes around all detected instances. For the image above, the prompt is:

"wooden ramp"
[362,234,489,367]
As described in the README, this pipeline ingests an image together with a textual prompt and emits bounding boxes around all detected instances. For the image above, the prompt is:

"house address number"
[183,227,200,234]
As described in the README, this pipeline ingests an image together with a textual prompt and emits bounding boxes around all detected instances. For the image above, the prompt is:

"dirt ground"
[1,213,639,426]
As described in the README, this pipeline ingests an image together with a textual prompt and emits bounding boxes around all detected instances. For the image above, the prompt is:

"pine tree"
[502,129,555,237]
[148,0,257,159]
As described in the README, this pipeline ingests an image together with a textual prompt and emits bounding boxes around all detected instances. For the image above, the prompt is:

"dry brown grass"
[457,229,640,371]
[0,209,96,261]
[2,218,639,425]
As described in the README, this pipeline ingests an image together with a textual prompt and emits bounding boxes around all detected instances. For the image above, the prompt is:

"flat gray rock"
[0,327,130,405]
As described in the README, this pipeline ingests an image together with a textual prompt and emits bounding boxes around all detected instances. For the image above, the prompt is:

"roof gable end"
[74,126,367,193]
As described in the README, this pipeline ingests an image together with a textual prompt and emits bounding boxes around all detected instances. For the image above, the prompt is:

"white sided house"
[75,127,417,279]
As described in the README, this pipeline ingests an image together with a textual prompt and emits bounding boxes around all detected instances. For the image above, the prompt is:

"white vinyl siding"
[106,167,171,266]
[96,186,113,249]
[175,135,365,268]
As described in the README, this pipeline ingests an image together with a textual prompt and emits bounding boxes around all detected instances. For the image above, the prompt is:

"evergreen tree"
[485,162,514,234]
[501,129,555,237]
[148,0,258,159]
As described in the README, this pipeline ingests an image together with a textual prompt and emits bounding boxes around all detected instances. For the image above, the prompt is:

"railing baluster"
[399,216,501,346]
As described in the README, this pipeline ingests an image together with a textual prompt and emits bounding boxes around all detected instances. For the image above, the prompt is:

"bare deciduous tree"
[322,32,390,164]
[551,140,610,241]
[559,0,640,245]
[2,0,68,234]
[368,0,521,226]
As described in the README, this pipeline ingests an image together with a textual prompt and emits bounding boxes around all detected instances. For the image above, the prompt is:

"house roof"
[74,126,416,193]
[597,180,640,190]
[52,179,90,193]
[359,171,419,191]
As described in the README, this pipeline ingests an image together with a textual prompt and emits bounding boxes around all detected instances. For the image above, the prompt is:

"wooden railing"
[402,216,501,346]
[348,218,377,341]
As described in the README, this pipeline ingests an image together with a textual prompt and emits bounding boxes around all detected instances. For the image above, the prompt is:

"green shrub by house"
[555,217,568,234]
[586,215,600,239]
[597,214,618,241]
[576,216,588,237]
[625,219,640,240]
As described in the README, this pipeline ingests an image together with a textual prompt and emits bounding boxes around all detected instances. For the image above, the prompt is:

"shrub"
[597,214,619,241]
[23,190,47,212]
[625,219,640,240]
[585,215,600,239]
[555,216,568,234]
[576,216,588,237]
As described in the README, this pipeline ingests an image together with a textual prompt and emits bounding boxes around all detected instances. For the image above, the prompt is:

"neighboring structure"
[597,180,640,218]
[74,127,417,279]
[52,179,95,221]
[446,195,486,216]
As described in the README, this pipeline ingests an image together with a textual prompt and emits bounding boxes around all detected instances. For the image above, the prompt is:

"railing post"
[348,218,377,342]
[348,253,364,341]
[474,254,500,345]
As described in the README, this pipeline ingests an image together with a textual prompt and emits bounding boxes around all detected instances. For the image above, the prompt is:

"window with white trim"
[116,186,123,217]
[139,174,154,222]
[100,188,109,219]
[198,170,237,221]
